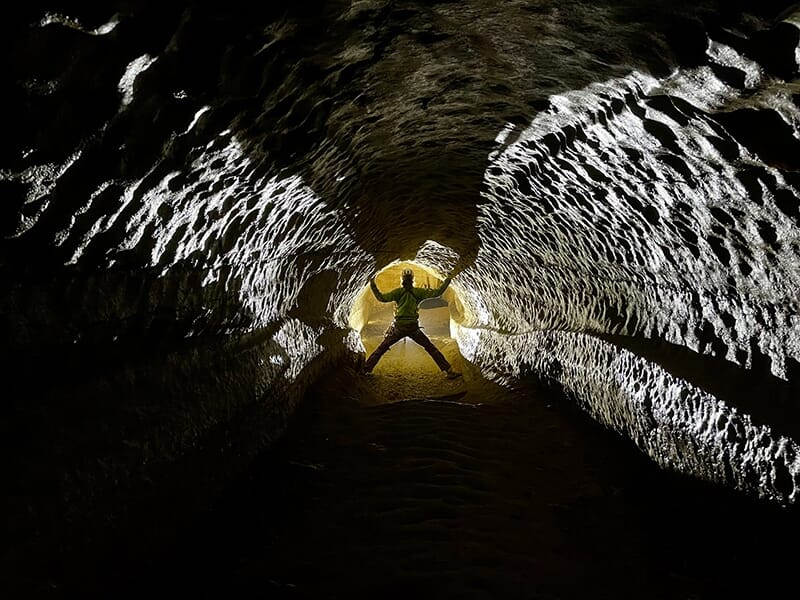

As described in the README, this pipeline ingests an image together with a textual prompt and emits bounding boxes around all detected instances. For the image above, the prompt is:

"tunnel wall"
[438,14,800,503]
[2,120,375,580]
[459,62,800,379]
[5,308,361,584]
[454,326,800,504]
[4,1,800,584]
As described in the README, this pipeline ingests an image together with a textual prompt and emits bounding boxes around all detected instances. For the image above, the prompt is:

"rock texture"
[3,0,800,582]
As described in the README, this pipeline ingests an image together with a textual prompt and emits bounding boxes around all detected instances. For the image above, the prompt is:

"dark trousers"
[364,321,451,372]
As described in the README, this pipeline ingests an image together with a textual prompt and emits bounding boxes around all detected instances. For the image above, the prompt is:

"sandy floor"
[357,305,472,405]
[79,315,800,599]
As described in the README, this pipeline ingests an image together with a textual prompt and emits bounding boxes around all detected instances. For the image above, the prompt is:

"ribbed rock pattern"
[3,1,800,570]
[456,326,800,504]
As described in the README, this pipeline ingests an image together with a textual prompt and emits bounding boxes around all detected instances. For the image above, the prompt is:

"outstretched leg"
[363,324,405,373]
[408,328,452,371]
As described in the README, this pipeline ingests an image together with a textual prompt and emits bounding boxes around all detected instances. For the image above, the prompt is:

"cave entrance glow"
[349,261,462,376]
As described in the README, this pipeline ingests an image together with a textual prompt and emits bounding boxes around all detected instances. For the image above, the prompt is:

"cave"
[4,1,800,598]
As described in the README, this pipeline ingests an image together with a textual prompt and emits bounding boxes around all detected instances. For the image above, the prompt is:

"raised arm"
[430,275,452,297]
[370,277,392,302]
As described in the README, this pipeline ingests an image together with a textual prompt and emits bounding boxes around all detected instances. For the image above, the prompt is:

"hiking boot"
[445,368,462,380]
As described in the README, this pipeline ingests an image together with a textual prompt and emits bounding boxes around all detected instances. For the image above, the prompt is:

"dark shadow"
[0,260,344,599]
[596,332,800,442]
[88,361,800,600]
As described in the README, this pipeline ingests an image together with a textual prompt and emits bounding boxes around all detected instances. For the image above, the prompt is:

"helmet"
[401,268,414,284]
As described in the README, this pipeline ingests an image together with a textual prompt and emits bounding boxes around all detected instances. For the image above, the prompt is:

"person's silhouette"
[363,268,462,379]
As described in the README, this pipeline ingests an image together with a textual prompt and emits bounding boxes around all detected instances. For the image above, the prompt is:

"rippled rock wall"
[3,0,800,572]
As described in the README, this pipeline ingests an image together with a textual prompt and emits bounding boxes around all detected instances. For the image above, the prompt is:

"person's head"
[401,268,414,288]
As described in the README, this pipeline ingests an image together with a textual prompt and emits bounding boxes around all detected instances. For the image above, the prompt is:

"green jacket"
[370,277,451,320]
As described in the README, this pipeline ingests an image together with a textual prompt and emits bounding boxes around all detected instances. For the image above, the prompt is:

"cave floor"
[92,323,799,600]
[356,305,473,405]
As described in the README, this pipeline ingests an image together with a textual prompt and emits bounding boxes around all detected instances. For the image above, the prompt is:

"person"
[363,268,462,379]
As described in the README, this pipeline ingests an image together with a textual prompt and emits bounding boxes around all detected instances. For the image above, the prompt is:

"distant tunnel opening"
[349,260,466,377]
